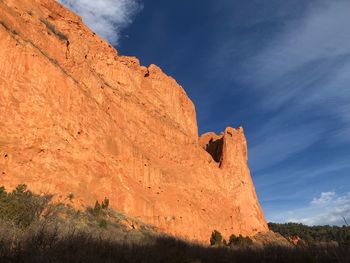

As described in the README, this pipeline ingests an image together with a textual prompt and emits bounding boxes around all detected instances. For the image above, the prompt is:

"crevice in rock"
[144,69,150,77]
[65,39,70,59]
[25,39,79,84]
[204,137,223,163]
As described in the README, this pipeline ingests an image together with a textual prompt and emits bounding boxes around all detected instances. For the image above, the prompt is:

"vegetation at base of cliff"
[0,184,53,228]
[228,234,254,247]
[0,185,349,263]
[210,230,254,248]
[269,222,350,246]
[210,229,223,246]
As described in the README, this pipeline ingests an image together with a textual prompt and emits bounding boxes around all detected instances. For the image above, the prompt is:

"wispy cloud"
[278,191,350,226]
[245,0,350,144]
[249,123,322,171]
[256,158,350,191]
[311,192,335,205]
[233,0,350,175]
[59,0,142,44]
[250,1,350,89]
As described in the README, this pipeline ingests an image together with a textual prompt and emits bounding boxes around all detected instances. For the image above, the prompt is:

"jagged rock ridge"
[0,0,268,242]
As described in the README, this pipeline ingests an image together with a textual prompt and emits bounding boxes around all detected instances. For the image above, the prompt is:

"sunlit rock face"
[0,0,268,243]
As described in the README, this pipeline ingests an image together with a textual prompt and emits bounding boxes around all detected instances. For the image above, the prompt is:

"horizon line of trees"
[268,222,350,245]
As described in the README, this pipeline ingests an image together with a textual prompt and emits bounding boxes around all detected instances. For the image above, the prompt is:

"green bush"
[268,222,350,246]
[88,198,110,217]
[93,200,102,215]
[210,230,223,246]
[101,197,109,209]
[0,184,52,228]
[228,234,253,247]
[99,219,108,229]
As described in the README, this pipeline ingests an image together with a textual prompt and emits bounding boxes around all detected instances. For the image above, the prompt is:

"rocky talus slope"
[0,0,268,242]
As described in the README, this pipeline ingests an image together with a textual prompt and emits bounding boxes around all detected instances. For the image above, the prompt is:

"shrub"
[0,184,52,228]
[67,192,74,201]
[89,198,110,217]
[93,200,102,216]
[99,219,108,229]
[228,234,253,247]
[210,230,223,246]
[101,197,109,209]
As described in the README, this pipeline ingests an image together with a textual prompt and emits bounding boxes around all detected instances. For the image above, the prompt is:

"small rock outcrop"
[0,0,268,243]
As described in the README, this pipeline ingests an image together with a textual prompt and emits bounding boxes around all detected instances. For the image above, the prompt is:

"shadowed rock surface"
[0,0,268,242]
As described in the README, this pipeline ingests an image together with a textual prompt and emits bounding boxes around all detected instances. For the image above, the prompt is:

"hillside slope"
[0,0,267,242]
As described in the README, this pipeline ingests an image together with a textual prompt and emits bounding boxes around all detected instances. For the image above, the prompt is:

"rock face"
[0,0,268,242]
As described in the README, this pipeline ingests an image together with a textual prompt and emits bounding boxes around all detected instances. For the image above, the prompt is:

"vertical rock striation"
[0,0,268,242]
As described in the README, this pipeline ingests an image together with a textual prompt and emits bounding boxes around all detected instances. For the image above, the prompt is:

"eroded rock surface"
[0,0,268,242]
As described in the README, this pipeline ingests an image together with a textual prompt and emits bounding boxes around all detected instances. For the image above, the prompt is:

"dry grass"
[0,185,349,262]
[0,223,349,263]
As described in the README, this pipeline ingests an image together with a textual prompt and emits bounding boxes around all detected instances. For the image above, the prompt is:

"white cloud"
[59,0,142,44]
[271,192,350,226]
[311,192,335,205]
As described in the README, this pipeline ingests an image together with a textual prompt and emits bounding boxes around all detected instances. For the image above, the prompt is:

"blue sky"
[60,0,350,225]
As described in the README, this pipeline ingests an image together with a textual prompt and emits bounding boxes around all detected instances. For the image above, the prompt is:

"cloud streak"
[245,0,350,142]
[59,0,142,44]
[249,123,322,171]
[239,0,350,174]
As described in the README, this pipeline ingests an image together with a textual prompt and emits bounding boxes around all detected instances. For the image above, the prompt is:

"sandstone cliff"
[0,0,268,242]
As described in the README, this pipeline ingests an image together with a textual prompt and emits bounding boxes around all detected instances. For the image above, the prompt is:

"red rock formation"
[0,0,268,242]
[288,235,303,246]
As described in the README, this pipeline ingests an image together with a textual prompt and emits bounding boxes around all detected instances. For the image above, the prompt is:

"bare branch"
[341,216,349,226]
